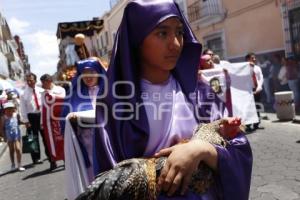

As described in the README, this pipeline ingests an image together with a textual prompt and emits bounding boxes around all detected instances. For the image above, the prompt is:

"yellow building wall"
[189,0,285,59]
[224,0,284,58]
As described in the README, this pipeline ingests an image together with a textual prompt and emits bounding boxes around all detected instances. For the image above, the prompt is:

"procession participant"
[92,1,252,200]
[245,52,264,131]
[198,54,214,70]
[62,58,106,189]
[40,74,66,170]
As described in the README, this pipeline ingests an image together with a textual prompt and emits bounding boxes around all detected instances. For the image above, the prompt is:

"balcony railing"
[188,0,225,26]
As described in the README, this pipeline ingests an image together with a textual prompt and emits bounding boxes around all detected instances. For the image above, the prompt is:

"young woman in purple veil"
[91,0,252,199]
[62,58,106,198]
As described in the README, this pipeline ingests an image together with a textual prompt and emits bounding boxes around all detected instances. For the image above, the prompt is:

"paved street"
[0,114,299,200]
[248,114,300,200]
[0,126,66,200]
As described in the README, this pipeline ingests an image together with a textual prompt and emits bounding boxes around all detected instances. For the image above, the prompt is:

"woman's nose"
[168,35,181,51]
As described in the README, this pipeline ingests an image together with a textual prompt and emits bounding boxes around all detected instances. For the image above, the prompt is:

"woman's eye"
[157,31,168,38]
[176,30,184,37]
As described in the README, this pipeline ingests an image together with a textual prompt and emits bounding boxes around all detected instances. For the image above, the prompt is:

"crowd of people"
[0,0,299,200]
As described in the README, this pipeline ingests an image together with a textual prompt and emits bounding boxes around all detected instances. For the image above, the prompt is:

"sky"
[0,0,110,79]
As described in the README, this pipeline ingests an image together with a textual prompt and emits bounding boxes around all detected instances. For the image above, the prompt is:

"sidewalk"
[261,111,300,125]
[0,141,7,159]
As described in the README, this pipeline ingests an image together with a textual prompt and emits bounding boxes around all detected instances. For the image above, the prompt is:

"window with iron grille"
[188,0,224,23]
[289,7,300,58]
[204,35,225,59]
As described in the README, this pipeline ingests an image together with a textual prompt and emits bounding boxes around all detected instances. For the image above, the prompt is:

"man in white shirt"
[40,74,66,170]
[20,73,48,164]
[245,53,264,131]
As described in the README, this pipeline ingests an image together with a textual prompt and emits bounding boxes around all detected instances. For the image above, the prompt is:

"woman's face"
[140,17,184,74]
[201,57,214,70]
[81,68,98,87]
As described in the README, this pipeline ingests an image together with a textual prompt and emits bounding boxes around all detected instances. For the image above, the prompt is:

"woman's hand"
[154,140,217,196]
[68,113,79,131]
[68,113,78,123]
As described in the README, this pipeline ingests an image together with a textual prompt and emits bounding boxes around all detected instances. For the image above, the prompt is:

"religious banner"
[200,62,259,125]
[42,93,65,161]
[199,67,233,117]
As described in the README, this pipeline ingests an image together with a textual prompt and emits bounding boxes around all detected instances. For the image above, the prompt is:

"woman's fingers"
[167,172,183,196]
[162,165,177,193]
[154,147,173,157]
[180,171,193,195]
[157,161,169,189]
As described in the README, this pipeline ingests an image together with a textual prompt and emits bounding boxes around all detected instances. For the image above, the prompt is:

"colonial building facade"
[0,12,26,81]
[97,0,300,64]
[187,0,300,62]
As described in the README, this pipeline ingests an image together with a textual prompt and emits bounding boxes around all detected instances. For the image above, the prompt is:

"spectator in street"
[6,89,21,124]
[271,54,282,93]
[245,52,264,132]
[40,74,66,170]
[285,55,300,109]
[3,101,25,171]
[20,73,47,165]
[92,1,252,200]
[278,57,289,89]
[260,56,274,104]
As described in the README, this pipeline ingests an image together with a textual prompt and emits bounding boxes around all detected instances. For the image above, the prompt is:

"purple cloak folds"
[94,0,252,199]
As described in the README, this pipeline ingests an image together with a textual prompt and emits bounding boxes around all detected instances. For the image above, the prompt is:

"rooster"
[76,118,243,200]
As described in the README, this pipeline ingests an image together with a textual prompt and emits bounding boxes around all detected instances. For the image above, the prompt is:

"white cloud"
[25,31,58,57]
[22,30,59,78]
[8,17,30,34]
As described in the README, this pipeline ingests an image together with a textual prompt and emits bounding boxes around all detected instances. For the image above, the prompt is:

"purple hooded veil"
[66,59,106,112]
[94,1,252,199]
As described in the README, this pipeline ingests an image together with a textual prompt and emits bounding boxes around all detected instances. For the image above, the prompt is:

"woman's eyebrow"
[156,24,183,30]
[156,25,170,30]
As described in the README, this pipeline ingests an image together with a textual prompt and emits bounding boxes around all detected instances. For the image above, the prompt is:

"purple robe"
[94,1,252,199]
